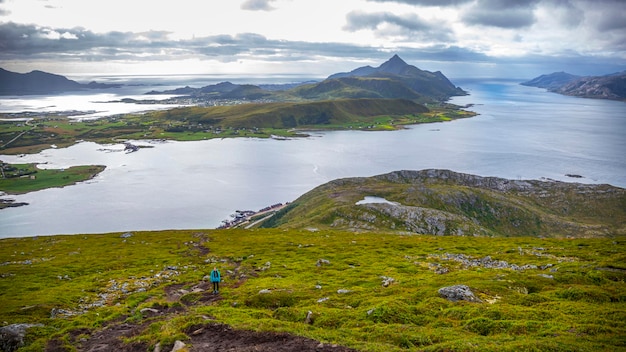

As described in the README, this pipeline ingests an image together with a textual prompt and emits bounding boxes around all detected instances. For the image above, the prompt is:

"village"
[218,202,288,229]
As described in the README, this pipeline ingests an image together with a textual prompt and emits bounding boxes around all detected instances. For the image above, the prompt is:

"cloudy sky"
[0,0,624,79]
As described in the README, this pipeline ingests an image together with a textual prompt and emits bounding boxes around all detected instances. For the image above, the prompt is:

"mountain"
[146,81,240,96]
[0,68,120,95]
[321,54,466,100]
[522,71,626,101]
[555,73,626,101]
[144,55,465,102]
[520,72,580,90]
[261,169,626,238]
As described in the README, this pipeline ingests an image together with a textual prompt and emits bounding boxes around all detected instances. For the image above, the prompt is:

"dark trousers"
[212,281,219,292]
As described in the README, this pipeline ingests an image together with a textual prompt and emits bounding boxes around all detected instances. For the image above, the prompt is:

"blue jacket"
[210,269,221,283]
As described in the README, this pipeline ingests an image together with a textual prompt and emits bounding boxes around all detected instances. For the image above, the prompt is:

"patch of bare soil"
[185,323,357,352]
[63,281,358,352]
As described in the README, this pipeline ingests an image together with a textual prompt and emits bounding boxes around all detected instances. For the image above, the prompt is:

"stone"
[438,285,482,303]
[170,340,186,352]
[337,289,351,294]
[0,324,43,352]
[381,276,395,287]
[154,342,162,352]
[258,289,272,294]
[316,259,331,267]
[120,232,133,238]
[140,308,159,314]
[305,310,314,324]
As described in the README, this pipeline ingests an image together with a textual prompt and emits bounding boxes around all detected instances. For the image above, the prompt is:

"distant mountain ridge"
[520,72,581,90]
[147,55,465,102]
[522,71,626,101]
[0,68,121,95]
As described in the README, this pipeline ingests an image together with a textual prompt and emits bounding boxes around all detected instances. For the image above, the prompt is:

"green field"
[1,229,624,351]
[0,163,105,195]
[0,99,473,155]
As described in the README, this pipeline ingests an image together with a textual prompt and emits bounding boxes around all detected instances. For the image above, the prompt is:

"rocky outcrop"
[265,169,626,238]
[0,324,43,352]
[438,285,482,303]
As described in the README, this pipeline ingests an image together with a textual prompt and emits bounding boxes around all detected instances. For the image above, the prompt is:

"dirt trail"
[46,281,357,352]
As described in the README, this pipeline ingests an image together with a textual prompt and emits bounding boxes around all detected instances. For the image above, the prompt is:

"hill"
[0,68,120,95]
[148,98,430,129]
[520,72,580,90]
[0,228,624,351]
[329,55,465,98]
[145,55,465,103]
[260,169,626,238]
[521,71,626,101]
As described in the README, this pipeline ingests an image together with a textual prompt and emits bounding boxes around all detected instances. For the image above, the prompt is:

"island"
[1,55,475,155]
[0,162,105,208]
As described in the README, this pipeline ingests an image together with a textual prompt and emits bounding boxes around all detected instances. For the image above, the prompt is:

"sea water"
[1,78,624,238]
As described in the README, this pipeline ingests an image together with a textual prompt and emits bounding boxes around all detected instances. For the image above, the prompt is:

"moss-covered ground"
[1,229,624,351]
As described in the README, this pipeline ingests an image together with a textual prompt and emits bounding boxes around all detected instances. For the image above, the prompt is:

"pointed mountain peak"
[378,55,411,74]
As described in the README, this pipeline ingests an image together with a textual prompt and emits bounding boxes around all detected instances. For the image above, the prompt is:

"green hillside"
[1,229,624,351]
[148,98,430,129]
[290,77,424,101]
[261,170,626,238]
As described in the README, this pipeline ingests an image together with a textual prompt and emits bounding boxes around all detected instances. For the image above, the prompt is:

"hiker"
[210,267,221,294]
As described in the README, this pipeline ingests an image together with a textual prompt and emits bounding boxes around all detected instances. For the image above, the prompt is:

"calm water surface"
[1,79,624,237]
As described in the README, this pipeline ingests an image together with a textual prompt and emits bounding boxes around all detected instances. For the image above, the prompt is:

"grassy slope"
[0,164,105,194]
[0,229,624,351]
[261,170,626,238]
[147,98,429,129]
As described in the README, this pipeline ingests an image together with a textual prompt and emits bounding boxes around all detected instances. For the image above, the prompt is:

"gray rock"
[438,285,482,303]
[380,276,395,287]
[316,259,331,267]
[305,310,314,324]
[258,289,272,294]
[120,232,133,238]
[337,289,351,294]
[0,324,43,352]
[140,308,160,314]
[538,274,554,279]
[170,340,186,352]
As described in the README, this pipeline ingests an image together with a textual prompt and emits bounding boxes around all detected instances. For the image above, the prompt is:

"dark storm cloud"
[461,0,541,28]
[344,10,453,41]
[0,22,377,61]
[241,0,276,11]
[0,22,495,66]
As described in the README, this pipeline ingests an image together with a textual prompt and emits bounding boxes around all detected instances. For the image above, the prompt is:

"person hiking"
[210,267,221,294]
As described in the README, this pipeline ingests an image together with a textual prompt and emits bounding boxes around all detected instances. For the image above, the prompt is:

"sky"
[0,0,625,79]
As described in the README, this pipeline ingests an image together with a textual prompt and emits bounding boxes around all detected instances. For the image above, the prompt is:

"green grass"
[0,100,473,155]
[1,229,624,351]
[0,163,105,194]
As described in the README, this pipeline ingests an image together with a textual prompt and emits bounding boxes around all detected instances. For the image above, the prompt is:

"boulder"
[0,324,43,352]
[438,285,482,303]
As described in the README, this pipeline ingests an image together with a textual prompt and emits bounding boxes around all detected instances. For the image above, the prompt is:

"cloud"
[0,0,9,16]
[344,10,453,42]
[0,21,500,68]
[241,0,276,11]
[366,0,472,5]
[461,0,540,28]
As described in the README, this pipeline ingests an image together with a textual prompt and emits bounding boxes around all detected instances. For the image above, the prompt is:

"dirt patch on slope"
[56,281,357,352]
